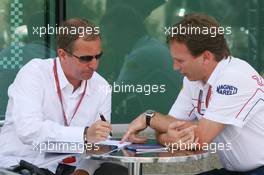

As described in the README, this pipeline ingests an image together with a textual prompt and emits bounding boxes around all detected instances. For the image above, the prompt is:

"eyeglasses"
[64,49,103,63]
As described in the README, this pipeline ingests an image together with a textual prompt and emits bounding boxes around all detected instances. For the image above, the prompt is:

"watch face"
[145,110,155,116]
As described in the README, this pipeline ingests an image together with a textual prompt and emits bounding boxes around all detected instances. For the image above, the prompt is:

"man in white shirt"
[0,18,127,175]
[121,13,264,175]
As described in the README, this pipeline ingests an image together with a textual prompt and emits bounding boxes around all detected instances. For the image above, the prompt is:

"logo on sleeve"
[216,85,238,95]
[252,75,264,86]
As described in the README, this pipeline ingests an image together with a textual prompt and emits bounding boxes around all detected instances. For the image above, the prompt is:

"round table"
[87,148,210,175]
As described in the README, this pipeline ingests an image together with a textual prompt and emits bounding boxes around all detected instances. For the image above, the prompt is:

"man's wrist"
[83,126,89,144]
[144,110,156,127]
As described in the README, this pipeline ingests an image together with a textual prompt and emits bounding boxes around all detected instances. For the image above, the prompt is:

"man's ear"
[202,50,214,64]
[57,48,67,61]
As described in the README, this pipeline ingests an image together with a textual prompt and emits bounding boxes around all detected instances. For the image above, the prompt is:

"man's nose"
[173,62,181,71]
[88,58,99,70]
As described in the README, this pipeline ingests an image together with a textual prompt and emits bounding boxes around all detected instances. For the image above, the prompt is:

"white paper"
[96,139,131,149]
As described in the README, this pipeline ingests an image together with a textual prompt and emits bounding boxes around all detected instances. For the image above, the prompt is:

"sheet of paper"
[96,139,131,149]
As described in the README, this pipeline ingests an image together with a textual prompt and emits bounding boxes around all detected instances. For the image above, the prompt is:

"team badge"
[216,84,238,95]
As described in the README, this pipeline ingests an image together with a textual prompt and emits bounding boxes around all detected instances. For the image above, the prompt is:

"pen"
[99,113,113,137]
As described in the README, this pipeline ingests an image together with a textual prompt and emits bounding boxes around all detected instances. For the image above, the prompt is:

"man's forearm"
[149,113,178,132]
[150,113,196,133]
[152,116,225,151]
[194,118,225,145]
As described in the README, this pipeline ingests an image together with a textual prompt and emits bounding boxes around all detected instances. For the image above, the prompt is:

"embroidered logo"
[216,84,238,95]
[252,75,264,86]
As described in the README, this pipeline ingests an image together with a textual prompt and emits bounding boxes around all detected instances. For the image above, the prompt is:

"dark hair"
[56,18,100,52]
[167,13,230,61]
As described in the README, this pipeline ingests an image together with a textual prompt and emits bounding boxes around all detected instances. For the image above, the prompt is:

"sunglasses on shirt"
[64,50,103,63]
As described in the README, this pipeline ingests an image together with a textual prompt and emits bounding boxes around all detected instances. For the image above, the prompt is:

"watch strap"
[146,115,151,126]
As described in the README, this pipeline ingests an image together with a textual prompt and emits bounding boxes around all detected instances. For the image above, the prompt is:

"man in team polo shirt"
[121,13,264,175]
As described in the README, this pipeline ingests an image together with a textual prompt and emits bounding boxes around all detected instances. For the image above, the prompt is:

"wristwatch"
[145,110,155,126]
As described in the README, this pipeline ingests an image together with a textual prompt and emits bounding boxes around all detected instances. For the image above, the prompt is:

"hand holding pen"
[84,114,112,143]
[100,113,113,137]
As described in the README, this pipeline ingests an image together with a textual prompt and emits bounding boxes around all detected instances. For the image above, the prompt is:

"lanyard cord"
[205,85,212,108]
[53,59,87,126]
[197,85,212,115]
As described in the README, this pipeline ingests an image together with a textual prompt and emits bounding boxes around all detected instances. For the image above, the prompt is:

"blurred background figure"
[99,0,182,123]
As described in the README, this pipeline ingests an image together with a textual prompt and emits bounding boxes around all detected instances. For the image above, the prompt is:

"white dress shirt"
[0,57,111,169]
[169,56,264,171]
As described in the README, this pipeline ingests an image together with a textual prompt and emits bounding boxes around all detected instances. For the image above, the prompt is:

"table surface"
[86,147,210,163]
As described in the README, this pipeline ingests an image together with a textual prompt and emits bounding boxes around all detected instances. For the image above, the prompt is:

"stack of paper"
[96,140,131,149]
[86,140,131,156]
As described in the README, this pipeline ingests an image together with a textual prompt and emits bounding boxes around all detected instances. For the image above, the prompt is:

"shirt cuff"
[58,126,85,142]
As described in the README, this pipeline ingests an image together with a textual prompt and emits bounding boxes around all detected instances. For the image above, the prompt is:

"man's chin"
[83,72,94,80]
[186,76,197,81]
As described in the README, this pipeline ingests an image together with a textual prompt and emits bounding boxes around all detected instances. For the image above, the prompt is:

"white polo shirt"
[169,56,264,171]
[0,57,111,167]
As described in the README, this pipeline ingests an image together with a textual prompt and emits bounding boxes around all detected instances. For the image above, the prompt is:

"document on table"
[86,140,131,156]
[96,140,131,149]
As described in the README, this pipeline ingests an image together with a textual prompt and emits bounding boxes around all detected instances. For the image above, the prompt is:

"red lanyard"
[53,59,87,126]
[197,85,212,115]
[205,85,212,108]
